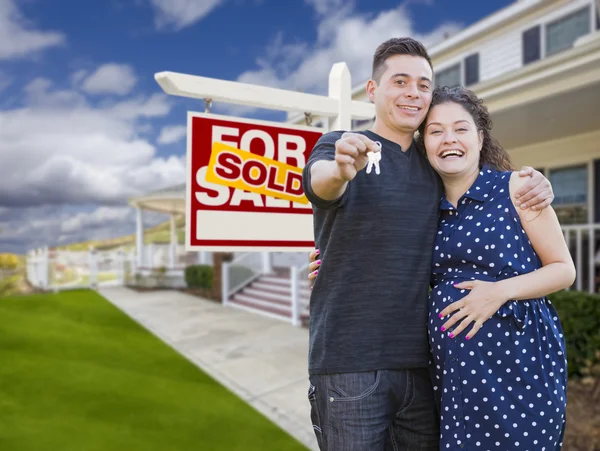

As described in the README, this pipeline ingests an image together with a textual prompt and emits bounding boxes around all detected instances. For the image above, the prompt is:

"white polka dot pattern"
[428,166,568,450]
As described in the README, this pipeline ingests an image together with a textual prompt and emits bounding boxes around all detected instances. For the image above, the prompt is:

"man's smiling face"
[368,54,433,135]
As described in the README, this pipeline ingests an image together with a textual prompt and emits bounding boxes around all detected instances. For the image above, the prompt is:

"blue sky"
[0,0,513,254]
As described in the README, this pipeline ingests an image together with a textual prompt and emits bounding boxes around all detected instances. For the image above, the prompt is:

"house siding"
[508,130,600,170]
[480,28,522,81]
[432,0,596,86]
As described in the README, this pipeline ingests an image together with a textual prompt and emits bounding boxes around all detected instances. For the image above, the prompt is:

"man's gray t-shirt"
[302,129,442,375]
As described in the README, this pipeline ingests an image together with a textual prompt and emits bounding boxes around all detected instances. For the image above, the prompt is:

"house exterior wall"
[509,129,600,170]
[432,0,597,85]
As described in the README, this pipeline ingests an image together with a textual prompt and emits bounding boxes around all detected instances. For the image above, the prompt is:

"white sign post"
[154,63,375,252]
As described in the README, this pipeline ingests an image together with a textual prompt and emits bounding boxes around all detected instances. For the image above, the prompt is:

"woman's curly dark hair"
[416,86,514,172]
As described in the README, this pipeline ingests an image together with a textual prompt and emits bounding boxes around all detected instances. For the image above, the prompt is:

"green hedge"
[548,290,600,379]
[184,265,213,290]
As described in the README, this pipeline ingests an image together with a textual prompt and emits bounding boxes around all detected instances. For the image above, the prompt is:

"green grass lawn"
[0,290,308,451]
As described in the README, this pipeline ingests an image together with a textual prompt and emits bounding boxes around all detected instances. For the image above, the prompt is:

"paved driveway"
[98,287,317,450]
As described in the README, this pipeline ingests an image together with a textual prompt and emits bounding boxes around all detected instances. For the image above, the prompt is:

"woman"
[307,86,575,450]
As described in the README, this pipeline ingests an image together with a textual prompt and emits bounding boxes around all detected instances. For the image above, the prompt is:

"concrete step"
[225,271,312,326]
[239,290,291,306]
[260,276,290,285]
[251,281,290,293]
[232,294,291,312]
[249,282,311,298]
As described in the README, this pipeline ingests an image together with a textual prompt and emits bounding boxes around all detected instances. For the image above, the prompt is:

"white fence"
[137,243,213,269]
[27,247,135,291]
[25,244,220,292]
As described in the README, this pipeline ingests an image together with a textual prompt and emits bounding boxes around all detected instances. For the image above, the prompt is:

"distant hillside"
[54,216,186,252]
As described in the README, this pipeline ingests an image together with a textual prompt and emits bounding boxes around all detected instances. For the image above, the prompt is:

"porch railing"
[221,252,264,304]
[561,223,600,293]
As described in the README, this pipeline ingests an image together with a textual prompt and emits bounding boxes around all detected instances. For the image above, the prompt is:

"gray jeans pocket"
[327,370,381,402]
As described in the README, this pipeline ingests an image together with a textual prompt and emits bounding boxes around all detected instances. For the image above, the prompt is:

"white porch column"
[328,63,352,131]
[261,252,272,274]
[169,214,177,269]
[136,207,144,268]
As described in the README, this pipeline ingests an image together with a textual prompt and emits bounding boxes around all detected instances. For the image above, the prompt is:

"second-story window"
[546,6,591,56]
[464,53,479,86]
[435,63,461,88]
[522,25,541,65]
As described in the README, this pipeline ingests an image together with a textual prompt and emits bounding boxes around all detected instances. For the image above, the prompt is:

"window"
[522,25,541,65]
[549,165,588,224]
[435,64,461,88]
[546,6,591,56]
[464,53,479,86]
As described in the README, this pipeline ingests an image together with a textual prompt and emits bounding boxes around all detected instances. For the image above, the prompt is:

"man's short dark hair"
[372,37,433,83]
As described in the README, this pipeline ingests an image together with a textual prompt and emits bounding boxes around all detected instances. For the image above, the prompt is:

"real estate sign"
[186,112,323,251]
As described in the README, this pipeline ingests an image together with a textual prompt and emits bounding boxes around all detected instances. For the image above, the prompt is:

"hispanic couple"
[301,37,575,451]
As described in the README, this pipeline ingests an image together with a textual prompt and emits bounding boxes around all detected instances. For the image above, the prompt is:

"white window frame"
[544,4,592,57]
[435,62,462,88]
[434,52,480,88]
[540,161,594,224]
[530,0,595,60]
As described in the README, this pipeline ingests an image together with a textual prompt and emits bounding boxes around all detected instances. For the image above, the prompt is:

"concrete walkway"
[98,287,317,451]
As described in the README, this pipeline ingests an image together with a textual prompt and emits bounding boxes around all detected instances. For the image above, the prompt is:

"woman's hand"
[307,248,321,289]
[439,280,507,340]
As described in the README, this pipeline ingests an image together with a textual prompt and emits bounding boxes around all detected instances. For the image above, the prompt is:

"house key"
[366,141,382,175]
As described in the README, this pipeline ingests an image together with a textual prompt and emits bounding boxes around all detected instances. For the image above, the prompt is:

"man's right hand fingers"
[335,154,355,166]
[339,133,378,154]
[336,140,360,158]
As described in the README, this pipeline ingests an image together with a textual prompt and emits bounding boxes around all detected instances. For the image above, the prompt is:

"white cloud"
[149,0,225,31]
[157,125,187,145]
[60,206,134,234]
[0,76,185,211]
[81,63,138,96]
[0,205,168,254]
[0,0,66,60]
[304,0,352,17]
[227,2,462,116]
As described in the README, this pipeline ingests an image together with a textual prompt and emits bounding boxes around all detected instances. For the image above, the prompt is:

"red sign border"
[185,111,322,251]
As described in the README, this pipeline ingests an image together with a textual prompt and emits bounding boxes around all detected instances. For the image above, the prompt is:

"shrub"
[184,265,213,290]
[548,290,600,379]
[0,253,19,270]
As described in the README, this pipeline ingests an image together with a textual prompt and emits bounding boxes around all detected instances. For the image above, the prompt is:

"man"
[301,37,553,451]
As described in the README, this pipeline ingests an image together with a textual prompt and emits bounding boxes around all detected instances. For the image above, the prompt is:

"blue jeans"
[308,369,439,451]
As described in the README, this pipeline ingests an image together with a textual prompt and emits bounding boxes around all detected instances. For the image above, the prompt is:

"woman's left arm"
[440,172,575,339]
[494,171,576,299]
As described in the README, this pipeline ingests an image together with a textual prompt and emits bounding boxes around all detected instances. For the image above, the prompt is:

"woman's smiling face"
[423,101,483,178]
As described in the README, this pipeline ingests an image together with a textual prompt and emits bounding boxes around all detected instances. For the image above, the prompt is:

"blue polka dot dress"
[428,165,568,450]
